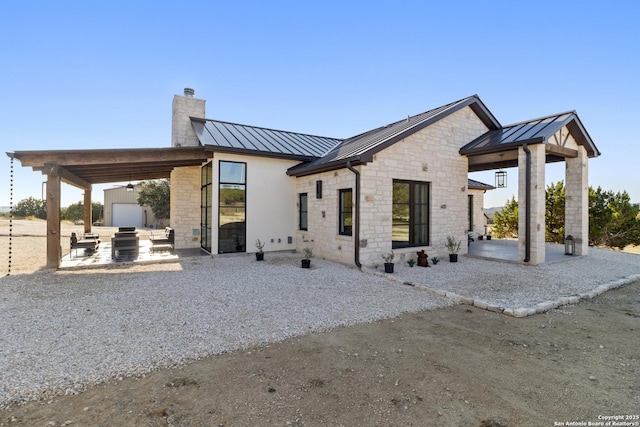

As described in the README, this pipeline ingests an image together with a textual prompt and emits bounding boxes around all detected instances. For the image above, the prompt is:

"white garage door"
[112,204,143,228]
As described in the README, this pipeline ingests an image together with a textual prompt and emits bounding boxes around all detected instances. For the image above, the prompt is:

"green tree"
[589,187,640,249]
[61,201,103,223]
[12,197,47,219]
[62,202,84,222]
[491,182,640,249]
[137,179,170,221]
[545,181,565,243]
[492,196,518,238]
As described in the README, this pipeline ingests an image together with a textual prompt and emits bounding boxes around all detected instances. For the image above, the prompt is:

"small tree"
[589,187,640,249]
[492,196,518,238]
[545,181,565,243]
[137,179,170,222]
[12,197,47,219]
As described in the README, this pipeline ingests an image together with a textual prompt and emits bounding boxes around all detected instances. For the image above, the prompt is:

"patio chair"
[70,232,99,258]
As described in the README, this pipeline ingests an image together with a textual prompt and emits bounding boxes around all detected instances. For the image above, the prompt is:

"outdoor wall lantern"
[495,154,507,188]
[126,182,135,192]
[564,235,575,256]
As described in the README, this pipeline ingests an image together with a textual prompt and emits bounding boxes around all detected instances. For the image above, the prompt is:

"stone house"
[168,89,598,266]
[9,88,599,268]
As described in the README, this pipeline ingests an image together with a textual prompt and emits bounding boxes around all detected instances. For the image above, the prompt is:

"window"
[468,194,474,232]
[218,161,246,253]
[299,193,308,231]
[392,180,430,248]
[200,161,213,253]
[339,188,353,236]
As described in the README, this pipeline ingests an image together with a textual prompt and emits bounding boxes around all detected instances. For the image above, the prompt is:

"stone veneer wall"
[171,94,205,147]
[565,145,589,255]
[170,166,202,250]
[296,106,489,267]
[468,188,487,236]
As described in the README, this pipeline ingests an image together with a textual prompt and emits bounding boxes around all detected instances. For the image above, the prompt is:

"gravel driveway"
[0,254,451,408]
[1,246,638,408]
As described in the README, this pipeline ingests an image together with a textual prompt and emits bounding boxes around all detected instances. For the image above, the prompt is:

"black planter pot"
[301,259,311,268]
[486,235,492,241]
[256,252,264,261]
[384,263,394,273]
[449,254,458,263]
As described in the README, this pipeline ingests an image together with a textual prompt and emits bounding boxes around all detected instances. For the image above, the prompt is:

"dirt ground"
[1,219,639,426]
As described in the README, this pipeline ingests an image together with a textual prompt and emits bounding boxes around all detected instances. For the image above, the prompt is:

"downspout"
[522,143,531,263]
[346,161,362,268]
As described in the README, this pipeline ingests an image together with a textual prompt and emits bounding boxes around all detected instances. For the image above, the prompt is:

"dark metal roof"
[460,111,600,158]
[287,95,500,177]
[467,178,494,190]
[192,118,342,161]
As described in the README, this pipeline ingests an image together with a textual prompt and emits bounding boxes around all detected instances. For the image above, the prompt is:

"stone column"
[565,146,589,255]
[518,144,546,264]
[46,173,61,268]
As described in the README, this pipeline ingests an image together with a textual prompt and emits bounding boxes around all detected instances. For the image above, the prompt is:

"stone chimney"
[171,88,206,147]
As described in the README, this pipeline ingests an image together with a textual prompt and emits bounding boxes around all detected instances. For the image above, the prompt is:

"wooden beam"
[46,173,61,269]
[43,163,92,190]
[546,144,578,158]
[84,189,92,234]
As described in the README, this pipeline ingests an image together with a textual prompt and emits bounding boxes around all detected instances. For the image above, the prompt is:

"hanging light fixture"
[126,175,134,192]
[495,154,507,188]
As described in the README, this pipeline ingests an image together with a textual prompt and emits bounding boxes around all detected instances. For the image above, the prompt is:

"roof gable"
[287,95,500,176]
[460,111,600,158]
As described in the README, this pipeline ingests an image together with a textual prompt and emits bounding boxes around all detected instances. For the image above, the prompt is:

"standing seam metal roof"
[460,111,600,157]
[287,95,501,176]
[191,118,342,159]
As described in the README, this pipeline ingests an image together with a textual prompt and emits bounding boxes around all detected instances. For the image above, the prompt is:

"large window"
[218,161,246,253]
[392,180,430,248]
[339,188,353,236]
[200,162,212,253]
[468,194,474,232]
[299,193,308,231]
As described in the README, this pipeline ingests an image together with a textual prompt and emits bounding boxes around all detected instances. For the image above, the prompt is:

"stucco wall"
[297,106,489,267]
[208,153,300,255]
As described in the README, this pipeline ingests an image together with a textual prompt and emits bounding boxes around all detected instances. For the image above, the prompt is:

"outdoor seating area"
[111,227,139,260]
[69,232,99,258]
[150,227,174,252]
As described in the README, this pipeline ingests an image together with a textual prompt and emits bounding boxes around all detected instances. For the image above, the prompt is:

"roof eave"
[287,156,368,177]
[203,145,318,162]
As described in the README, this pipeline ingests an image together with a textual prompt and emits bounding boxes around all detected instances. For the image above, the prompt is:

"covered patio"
[7,147,212,268]
[467,238,570,264]
[461,111,600,264]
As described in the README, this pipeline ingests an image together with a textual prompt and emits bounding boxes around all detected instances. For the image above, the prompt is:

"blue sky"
[1,1,638,208]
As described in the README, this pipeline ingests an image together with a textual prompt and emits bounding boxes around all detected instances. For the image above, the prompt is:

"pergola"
[7,147,213,268]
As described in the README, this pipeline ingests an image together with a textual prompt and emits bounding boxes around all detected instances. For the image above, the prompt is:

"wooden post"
[46,173,62,268]
[83,188,92,234]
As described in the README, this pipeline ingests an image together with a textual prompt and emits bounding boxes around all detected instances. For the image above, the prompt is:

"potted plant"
[255,239,265,261]
[445,235,461,262]
[301,247,313,268]
[382,251,394,273]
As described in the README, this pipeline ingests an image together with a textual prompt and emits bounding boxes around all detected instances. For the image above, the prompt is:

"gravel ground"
[386,241,640,312]
[0,254,453,408]
[1,219,639,409]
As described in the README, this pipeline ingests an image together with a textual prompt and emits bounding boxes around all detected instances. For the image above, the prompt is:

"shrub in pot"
[301,247,313,268]
[255,239,265,261]
[382,251,394,273]
[445,235,461,263]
